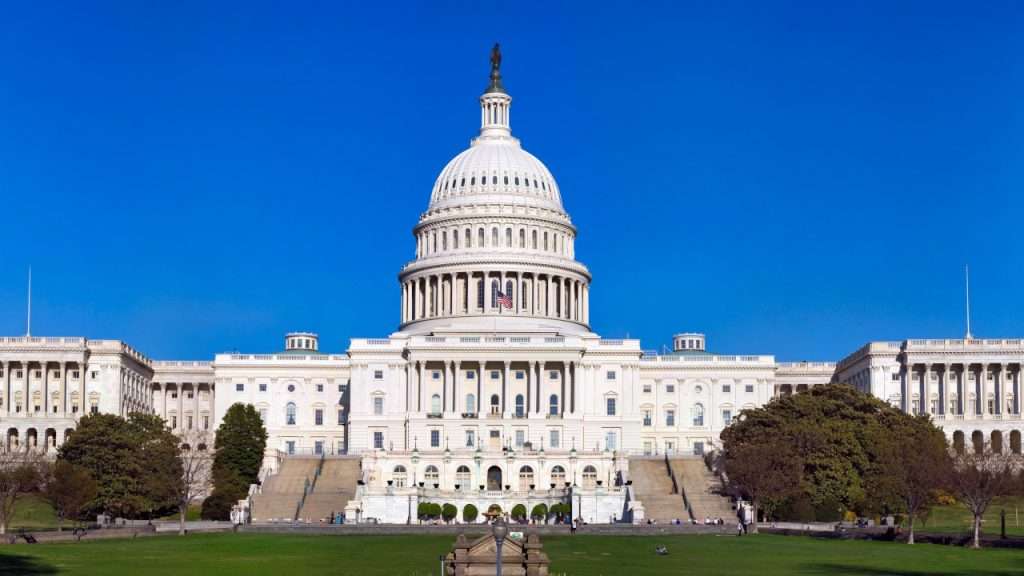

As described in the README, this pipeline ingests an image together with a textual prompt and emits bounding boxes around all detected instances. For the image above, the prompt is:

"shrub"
[417,502,431,520]
[429,503,443,519]
[200,492,236,521]
[511,504,527,521]
[530,503,548,520]
[442,503,457,523]
[463,504,478,523]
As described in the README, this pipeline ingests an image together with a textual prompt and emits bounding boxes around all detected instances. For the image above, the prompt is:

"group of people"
[646,516,728,526]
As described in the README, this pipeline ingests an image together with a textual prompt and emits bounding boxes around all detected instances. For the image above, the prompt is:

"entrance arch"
[486,466,502,491]
[1010,430,1022,455]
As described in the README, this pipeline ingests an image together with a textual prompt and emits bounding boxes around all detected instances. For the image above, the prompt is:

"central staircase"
[670,457,735,521]
[297,457,361,523]
[250,457,320,522]
[628,457,688,523]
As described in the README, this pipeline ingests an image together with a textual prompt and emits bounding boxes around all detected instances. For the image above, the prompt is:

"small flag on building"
[496,289,513,309]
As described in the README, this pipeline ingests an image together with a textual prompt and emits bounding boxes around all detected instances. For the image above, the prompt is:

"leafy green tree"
[428,503,442,519]
[43,460,97,532]
[202,404,267,520]
[530,503,548,522]
[720,439,802,532]
[511,504,527,521]
[417,502,430,521]
[442,503,457,523]
[463,503,478,523]
[130,413,184,518]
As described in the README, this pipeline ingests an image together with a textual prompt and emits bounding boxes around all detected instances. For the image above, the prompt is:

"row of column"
[416,226,574,259]
[1,360,88,417]
[405,360,578,418]
[904,362,1022,417]
[152,382,214,432]
[401,271,589,325]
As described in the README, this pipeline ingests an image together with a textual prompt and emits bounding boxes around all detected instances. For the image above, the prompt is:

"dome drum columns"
[400,270,589,327]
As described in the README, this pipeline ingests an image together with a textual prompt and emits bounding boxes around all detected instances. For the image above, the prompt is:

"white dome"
[429,138,563,212]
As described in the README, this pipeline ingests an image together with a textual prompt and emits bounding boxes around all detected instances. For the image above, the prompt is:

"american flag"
[496,289,513,309]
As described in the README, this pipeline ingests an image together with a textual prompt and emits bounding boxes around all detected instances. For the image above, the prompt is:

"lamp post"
[492,517,508,576]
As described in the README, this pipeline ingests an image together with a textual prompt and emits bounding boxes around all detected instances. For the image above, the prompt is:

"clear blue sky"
[2,2,1022,361]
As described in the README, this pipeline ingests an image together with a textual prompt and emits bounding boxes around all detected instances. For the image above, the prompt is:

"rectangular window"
[515,430,525,448]
[606,371,616,380]
[286,441,296,455]
[465,430,475,448]
[723,410,733,426]
[338,410,344,425]
[373,432,384,449]
[373,397,383,415]
[432,371,441,380]
[315,409,323,426]
[259,383,267,392]
[606,397,616,416]
[642,384,652,393]
[722,384,731,393]
[430,429,440,448]
[34,371,40,378]
[186,416,193,430]
[171,416,177,428]
[745,384,754,393]
[91,371,98,379]
[374,370,384,380]
[203,416,209,430]
[642,410,652,427]
[515,371,525,380]
[314,441,323,455]
[72,371,80,379]
[235,383,244,392]
[259,408,268,422]
[666,410,675,427]
[605,431,617,451]
[549,371,559,379]
[316,383,324,392]
[666,384,675,393]
[90,406,100,415]
[338,384,345,392]
[466,371,475,380]
[549,429,560,448]
[490,370,500,380]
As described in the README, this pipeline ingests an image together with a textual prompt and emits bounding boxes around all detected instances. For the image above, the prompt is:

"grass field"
[922,497,1024,537]
[0,532,1021,575]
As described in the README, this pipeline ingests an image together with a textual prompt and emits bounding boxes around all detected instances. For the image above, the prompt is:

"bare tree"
[175,430,213,536]
[948,443,1019,548]
[722,441,802,533]
[0,448,45,535]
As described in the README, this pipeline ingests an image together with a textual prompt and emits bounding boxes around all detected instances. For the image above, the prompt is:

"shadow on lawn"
[803,562,1024,576]
[0,553,58,575]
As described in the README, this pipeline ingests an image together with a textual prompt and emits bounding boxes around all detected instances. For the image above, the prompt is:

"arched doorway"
[6,428,18,451]
[991,430,1004,453]
[487,466,502,491]
[1010,431,1022,455]
[971,430,984,454]
[952,430,965,454]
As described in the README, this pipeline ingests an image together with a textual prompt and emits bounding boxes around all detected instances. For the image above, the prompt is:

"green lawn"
[0,532,1021,575]
[922,497,1024,537]
[8,496,58,531]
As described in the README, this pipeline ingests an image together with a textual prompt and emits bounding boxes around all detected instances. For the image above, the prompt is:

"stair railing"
[666,456,696,521]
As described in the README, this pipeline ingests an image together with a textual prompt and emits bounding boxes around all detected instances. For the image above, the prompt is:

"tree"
[530,503,548,522]
[175,430,213,535]
[442,503,457,523]
[720,440,802,533]
[0,449,44,535]
[203,404,267,520]
[872,412,951,544]
[463,503,478,523]
[417,502,430,521]
[43,460,97,532]
[59,412,181,519]
[428,503,442,519]
[511,504,527,521]
[949,443,1017,548]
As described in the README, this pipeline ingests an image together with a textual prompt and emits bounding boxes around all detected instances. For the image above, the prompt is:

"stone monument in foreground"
[445,532,550,576]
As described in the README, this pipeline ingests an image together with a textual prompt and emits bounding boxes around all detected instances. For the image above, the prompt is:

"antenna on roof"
[26,267,32,337]
[964,264,973,340]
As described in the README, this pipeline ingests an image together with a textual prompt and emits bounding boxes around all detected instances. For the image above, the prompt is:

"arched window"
[424,465,439,485]
[519,229,525,248]
[286,402,296,425]
[543,231,549,251]
[393,465,407,487]
[453,232,459,249]
[550,465,566,487]
[549,394,559,416]
[521,281,529,310]
[582,465,598,489]
[505,280,513,302]
[519,465,534,489]
[491,227,498,247]
[477,276,485,309]
[465,228,471,247]
[491,279,499,308]
[514,394,525,417]
[490,394,500,415]
[431,394,441,415]
[532,230,538,249]
[456,465,472,489]
[692,403,704,426]
[505,228,512,247]
[465,393,476,414]
[478,228,484,247]
[442,231,447,251]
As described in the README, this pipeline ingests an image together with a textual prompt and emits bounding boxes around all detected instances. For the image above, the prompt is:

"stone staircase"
[297,457,361,523]
[628,457,688,523]
[251,457,320,522]
[671,457,735,522]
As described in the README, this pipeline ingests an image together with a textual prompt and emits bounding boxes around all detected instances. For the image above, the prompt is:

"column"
[957,365,965,416]
[41,361,49,416]
[1015,364,1022,415]
[937,364,946,416]
[194,382,201,428]
[60,362,68,415]
[445,361,454,413]
[476,361,483,417]
[2,362,10,416]
[503,361,510,415]
[416,361,424,413]
[177,382,184,430]
[901,364,910,413]
[538,362,546,414]
[79,362,87,417]
[569,361,576,414]
[547,276,556,318]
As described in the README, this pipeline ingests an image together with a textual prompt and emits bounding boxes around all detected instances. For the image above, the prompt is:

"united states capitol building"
[2,49,1022,524]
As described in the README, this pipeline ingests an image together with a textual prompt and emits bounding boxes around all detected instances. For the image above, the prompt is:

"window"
[606,397,616,416]
[373,432,384,449]
[692,404,704,426]
[643,384,652,394]
[666,409,676,426]
[315,408,323,426]
[465,394,476,414]
[723,409,733,426]
[235,383,244,392]
[642,409,652,427]
[287,384,295,392]
[186,416,193,430]
[259,408,268,422]
[203,416,209,430]
[91,371,98,379]
[490,370,500,380]
[549,430,560,448]
[549,394,559,415]
[466,370,476,380]
[90,405,98,415]
[666,383,675,393]
[286,402,297,425]
[431,394,442,415]
[316,383,323,392]
[286,441,296,455]
[551,465,566,485]
[583,465,598,488]
[465,430,475,448]
[393,465,407,487]
[259,383,267,392]
[606,371,616,380]
[605,432,617,451]
[430,429,440,448]
[72,371,79,379]
[515,371,524,380]
[515,394,525,417]
[549,370,559,380]
[519,465,534,487]
[171,416,177,428]
[745,384,754,393]
[515,430,525,448]
[490,394,500,415]
[337,409,344,425]
[456,465,472,489]
[338,384,344,392]
[373,397,384,415]
[314,441,324,455]
[374,370,384,380]
[432,371,440,380]
[722,383,731,393]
